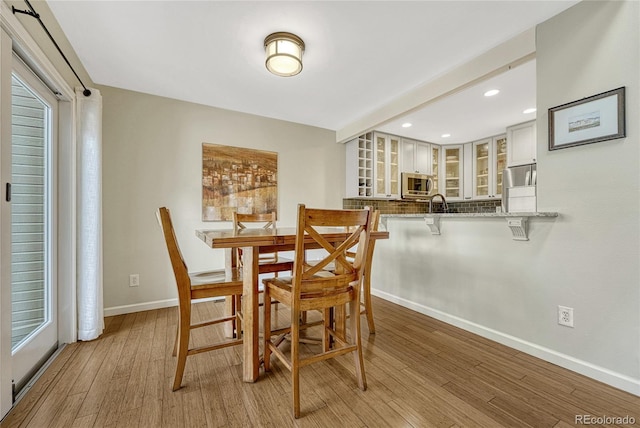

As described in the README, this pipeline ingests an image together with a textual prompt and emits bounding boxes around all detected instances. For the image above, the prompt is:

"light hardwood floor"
[2,297,639,427]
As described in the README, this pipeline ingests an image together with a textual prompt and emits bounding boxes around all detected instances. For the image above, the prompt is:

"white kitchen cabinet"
[401,138,431,174]
[507,120,536,166]
[374,133,400,198]
[345,133,374,198]
[441,145,464,200]
[471,134,507,200]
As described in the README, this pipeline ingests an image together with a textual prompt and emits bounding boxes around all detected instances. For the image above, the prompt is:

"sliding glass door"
[7,55,58,397]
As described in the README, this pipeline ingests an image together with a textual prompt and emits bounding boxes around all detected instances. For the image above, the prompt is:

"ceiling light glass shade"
[484,89,500,97]
[264,32,305,77]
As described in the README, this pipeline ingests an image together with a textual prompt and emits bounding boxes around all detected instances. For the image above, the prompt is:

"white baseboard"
[372,288,640,397]
[104,298,178,317]
[103,296,226,317]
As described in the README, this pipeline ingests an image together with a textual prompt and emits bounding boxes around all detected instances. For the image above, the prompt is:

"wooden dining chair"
[263,204,373,418]
[157,207,243,391]
[233,211,293,276]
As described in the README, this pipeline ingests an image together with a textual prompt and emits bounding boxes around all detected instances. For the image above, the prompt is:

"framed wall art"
[548,87,625,151]
[202,143,278,221]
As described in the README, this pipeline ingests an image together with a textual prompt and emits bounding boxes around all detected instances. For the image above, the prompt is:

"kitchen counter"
[381,212,558,218]
[380,212,559,241]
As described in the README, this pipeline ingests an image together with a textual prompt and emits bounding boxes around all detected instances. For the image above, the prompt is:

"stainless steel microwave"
[401,172,435,199]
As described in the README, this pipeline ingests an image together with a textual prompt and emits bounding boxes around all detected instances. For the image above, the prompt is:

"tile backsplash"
[343,198,502,214]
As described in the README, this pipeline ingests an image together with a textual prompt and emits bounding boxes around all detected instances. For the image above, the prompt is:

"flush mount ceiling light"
[402,122,412,128]
[523,107,537,114]
[484,89,500,97]
[264,32,305,77]
[441,133,451,138]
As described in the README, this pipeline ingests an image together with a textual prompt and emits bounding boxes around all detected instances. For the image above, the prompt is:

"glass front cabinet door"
[374,133,400,198]
[494,135,507,198]
[431,145,440,194]
[442,145,463,200]
[473,139,491,198]
[472,135,507,199]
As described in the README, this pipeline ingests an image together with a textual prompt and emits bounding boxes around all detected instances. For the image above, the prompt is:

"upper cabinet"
[401,139,431,174]
[507,120,536,166]
[374,133,400,199]
[345,133,374,198]
[345,123,520,200]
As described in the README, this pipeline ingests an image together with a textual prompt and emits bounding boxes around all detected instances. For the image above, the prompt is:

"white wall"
[100,86,342,312]
[372,0,639,395]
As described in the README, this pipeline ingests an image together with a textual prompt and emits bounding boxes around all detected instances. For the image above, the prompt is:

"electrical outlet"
[558,305,573,327]
[129,274,139,287]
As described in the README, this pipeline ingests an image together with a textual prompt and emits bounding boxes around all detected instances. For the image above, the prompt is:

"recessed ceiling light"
[484,89,500,97]
[402,122,412,128]
[523,108,537,114]
[441,133,451,138]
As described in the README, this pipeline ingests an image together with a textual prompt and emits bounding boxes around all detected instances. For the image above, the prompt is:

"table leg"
[242,246,260,382]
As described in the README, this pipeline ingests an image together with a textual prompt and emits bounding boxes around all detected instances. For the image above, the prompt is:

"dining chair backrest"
[233,211,293,272]
[233,211,277,230]
[360,209,380,332]
[158,207,190,296]
[292,205,372,298]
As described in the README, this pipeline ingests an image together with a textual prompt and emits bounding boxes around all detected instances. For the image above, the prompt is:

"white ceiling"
[47,1,578,143]
[377,59,537,144]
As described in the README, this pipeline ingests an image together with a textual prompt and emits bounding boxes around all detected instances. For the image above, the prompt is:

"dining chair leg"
[363,274,375,334]
[234,295,242,338]
[322,308,331,353]
[291,308,301,418]
[173,309,191,391]
[350,294,367,391]
[263,287,272,372]
[172,324,179,357]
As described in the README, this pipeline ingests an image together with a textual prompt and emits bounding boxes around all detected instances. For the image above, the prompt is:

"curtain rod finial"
[83,89,91,97]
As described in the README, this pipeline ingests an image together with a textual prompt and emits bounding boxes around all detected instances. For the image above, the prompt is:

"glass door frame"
[1,15,77,416]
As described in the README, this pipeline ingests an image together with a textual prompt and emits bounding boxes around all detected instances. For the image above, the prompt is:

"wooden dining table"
[195,226,389,382]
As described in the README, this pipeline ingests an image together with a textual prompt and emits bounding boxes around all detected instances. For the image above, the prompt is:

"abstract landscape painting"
[202,143,277,221]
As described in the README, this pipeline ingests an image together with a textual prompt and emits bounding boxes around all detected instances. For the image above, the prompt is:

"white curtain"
[76,88,104,341]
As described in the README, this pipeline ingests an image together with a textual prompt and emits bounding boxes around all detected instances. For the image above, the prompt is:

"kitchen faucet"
[429,193,448,214]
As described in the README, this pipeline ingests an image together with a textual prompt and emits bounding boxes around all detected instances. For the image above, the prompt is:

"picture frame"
[202,143,278,221]
[548,87,625,151]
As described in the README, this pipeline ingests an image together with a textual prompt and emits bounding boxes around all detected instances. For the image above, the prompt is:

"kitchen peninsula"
[384,211,558,240]
[363,204,562,382]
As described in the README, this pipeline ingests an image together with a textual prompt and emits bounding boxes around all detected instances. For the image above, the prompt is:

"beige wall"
[536,0,639,384]
[100,85,342,311]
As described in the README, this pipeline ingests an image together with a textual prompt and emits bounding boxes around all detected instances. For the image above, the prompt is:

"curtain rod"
[12,0,91,97]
